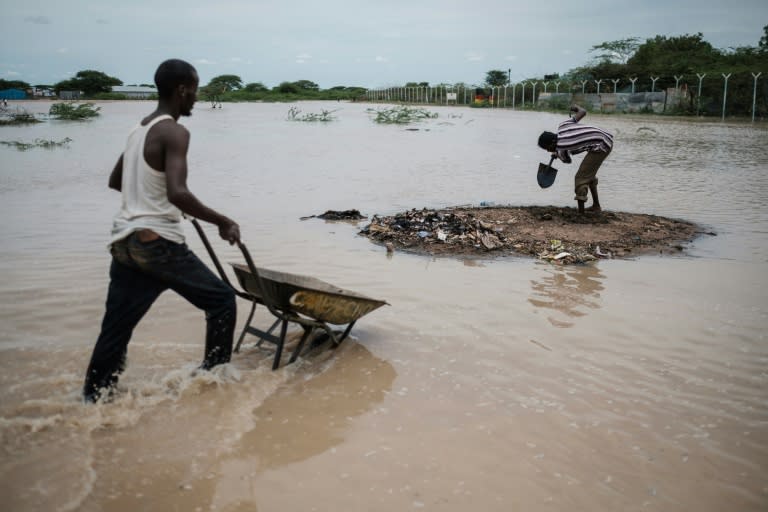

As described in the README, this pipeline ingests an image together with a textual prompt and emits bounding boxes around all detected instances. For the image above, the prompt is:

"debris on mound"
[301,209,367,221]
[359,205,702,264]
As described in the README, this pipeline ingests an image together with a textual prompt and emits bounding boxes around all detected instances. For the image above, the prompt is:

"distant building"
[59,91,82,100]
[111,86,157,99]
[32,87,55,97]
[0,88,26,100]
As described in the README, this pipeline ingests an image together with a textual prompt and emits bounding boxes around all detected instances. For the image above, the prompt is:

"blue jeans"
[83,233,236,402]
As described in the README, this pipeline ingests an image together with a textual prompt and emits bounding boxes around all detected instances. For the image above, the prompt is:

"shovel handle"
[548,154,556,167]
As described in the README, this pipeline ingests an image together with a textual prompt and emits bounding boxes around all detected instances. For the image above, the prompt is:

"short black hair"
[538,131,557,150]
[154,59,198,99]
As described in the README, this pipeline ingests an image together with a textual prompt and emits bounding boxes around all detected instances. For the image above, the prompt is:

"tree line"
[483,27,768,116]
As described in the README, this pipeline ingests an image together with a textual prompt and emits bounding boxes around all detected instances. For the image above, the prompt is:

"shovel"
[537,155,558,189]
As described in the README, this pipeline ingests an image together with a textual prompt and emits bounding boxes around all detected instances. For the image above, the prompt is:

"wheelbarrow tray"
[231,263,387,325]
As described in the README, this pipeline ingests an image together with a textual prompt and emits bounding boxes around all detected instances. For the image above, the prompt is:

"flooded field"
[1,100,767,511]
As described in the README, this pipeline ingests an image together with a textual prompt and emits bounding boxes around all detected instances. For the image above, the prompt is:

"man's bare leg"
[577,199,586,214]
[586,183,601,212]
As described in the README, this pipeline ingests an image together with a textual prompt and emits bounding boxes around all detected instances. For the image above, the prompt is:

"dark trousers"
[83,233,236,402]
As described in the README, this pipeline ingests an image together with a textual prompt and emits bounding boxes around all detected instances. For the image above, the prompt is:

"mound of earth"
[359,205,705,264]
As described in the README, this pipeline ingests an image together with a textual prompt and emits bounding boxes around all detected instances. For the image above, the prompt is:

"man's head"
[154,59,199,116]
[538,131,557,152]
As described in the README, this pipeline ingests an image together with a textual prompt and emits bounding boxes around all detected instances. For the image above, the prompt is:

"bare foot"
[585,205,602,213]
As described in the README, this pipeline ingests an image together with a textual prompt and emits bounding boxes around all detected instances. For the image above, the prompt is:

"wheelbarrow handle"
[189,218,279,316]
[189,217,233,289]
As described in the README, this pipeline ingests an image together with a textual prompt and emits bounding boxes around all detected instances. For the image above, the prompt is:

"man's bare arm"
[570,105,587,122]
[163,126,240,243]
[108,154,124,191]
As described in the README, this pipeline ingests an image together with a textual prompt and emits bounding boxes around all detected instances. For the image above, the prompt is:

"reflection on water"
[528,263,605,327]
[241,342,394,469]
[209,342,395,511]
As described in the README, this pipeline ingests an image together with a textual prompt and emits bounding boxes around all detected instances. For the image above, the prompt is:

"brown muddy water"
[1,101,767,511]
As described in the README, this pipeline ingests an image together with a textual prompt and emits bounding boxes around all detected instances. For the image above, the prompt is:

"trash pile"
[358,206,699,265]
[360,207,594,264]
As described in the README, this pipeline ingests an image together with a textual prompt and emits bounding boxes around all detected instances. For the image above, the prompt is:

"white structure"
[111,86,157,99]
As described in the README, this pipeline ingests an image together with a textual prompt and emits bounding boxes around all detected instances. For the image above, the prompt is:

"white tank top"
[110,114,185,245]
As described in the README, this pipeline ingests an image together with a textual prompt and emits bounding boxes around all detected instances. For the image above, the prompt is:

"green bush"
[49,102,101,120]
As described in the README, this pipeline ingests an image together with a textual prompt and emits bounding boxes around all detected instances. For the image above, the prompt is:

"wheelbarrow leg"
[234,301,257,353]
[256,318,281,348]
[289,326,315,364]
[272,319,289,371]
[336,321,357,345]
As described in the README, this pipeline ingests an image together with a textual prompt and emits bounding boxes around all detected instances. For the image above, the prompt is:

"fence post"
[721,73,731,121]
[521,82,526,109]
[612,79,620,93]
[532,82,538,106]
[752,72,762,123]
[629,77,638,94]
[580,80,587,94]
[674,75,683,91]
[650,76,659,92]
[696,73,706,116]
[595,79,603,95]
[555,81,561,93]
[511,83,516,110]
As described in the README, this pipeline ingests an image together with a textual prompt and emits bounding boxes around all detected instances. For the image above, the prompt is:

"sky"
[1,0,766,89]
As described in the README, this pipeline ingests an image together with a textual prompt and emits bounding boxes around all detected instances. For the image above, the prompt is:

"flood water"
[1,101,767,511]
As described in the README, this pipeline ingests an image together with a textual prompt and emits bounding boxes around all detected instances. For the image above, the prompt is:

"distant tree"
[53,70,122,96]
[627,33,719,75]
[760,24,768,52]
[205,75,243,92]
[0,79,32,90]
[292,80,319,91]
[276,82,299,94]
[244,82,268,92]
[484,70,508,87]
[589,37,641,64]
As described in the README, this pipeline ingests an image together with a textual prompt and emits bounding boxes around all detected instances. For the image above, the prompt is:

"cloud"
[295,53,312,64]
[229,57,243,63]
[465,52,484,62]
[375,56,388,63]
[25,15,51,24]
[505,55,518,62]
[96,18,109,24]
[195,59,216,65]
[57,48,68,54]
[5,71,20,77]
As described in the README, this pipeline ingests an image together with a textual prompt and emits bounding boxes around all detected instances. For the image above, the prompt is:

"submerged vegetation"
[368,105,438,124]
[0,137,73,151]
[49,103,101,120]
[286,106,339,122]
[0,108,42,126]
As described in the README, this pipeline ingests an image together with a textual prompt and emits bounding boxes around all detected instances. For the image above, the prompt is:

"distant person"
[538,105,614,213]
[2,98,7,107]
[83,59,240,403]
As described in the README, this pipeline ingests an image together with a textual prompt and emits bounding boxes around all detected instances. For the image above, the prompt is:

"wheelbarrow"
[190,218,388,370]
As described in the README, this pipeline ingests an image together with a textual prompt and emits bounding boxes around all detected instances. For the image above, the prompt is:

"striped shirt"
[555,117,613,163]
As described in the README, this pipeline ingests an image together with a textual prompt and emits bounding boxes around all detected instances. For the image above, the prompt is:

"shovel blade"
[537,162,558,188]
